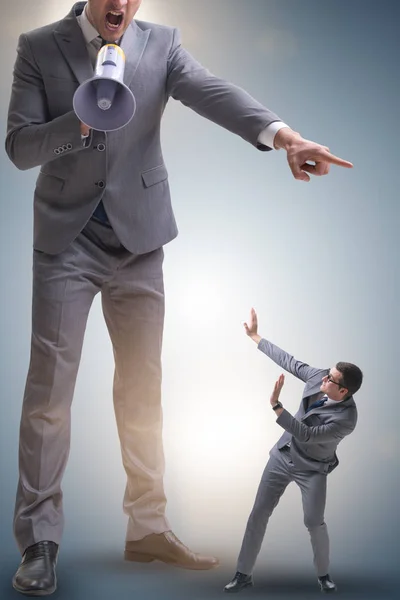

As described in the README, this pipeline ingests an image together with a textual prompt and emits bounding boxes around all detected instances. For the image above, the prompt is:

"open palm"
[270,374,285,407]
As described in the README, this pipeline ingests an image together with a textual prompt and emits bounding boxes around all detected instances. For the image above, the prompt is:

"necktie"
[93,35,103,49]
[89,36,104,66]
[306,395,328,413]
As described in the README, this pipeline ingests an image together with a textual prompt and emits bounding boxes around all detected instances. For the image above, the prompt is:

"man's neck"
[84,4,95,29]
[327,395,346,403]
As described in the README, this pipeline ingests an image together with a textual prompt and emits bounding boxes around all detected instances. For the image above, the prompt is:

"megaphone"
[73,44,136,132]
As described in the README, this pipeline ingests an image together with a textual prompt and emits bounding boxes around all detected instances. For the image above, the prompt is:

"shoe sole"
[124,550,219,570]
[319,584,337,594]
[12,580,56,597]
[224,581,254,593]
[124,551,155,563]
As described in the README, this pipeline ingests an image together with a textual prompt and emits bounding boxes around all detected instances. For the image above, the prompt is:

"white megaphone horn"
[73,43,136,132]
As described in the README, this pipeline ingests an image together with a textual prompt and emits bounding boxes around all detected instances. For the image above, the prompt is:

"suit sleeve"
[258,338,326,383]
[5,34,90,171]
[166,28,281,150]
[276,408,356,444]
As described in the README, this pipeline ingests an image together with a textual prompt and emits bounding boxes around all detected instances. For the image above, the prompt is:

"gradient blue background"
[1,1,399,598]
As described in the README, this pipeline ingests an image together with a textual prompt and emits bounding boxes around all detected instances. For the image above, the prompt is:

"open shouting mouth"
[105,10,124,32]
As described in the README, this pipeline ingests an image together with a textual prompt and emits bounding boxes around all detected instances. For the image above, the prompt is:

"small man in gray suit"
[7,0,354,595]
[224,309,363,594]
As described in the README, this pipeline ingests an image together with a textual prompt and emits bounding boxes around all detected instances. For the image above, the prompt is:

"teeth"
[106,9,123,28]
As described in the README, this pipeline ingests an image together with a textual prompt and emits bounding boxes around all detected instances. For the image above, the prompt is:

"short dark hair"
[336,362,363,396]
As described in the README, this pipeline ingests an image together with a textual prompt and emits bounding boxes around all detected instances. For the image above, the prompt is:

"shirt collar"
[324,394,346,406]
[76,4,99,44]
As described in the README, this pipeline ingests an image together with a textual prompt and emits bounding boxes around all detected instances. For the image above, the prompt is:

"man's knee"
[304,515,326,530]
[247,494,280,528]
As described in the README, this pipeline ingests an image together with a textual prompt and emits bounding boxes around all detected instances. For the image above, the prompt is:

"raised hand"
[244,307,259,340]
[270,374,285,407]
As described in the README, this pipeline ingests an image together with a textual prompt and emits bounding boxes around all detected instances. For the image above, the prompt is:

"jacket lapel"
[120,20,151,87]
[301,385,323,414]
[301,395,355,421]
[53,2,93,84]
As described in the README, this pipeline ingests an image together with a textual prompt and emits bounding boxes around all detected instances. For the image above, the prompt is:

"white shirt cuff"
[81,131,92,147]
[258,122,290,150]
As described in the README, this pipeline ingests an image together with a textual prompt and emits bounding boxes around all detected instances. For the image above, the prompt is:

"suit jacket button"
[96,143,106,152]
[54,148,60,154]
[62,144,69,151]
[66,143,72,150]
[96,180,105,188]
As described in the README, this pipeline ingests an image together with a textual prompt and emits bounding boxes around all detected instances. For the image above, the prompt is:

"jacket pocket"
[141,164,168,188]
[45,74,80,84]
[36,171,65,195]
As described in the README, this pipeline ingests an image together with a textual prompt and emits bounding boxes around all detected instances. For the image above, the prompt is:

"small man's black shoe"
[224,571,253,593]
[318,574,337,593]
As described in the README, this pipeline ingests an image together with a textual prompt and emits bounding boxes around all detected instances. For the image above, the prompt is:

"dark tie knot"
[306,396,328,413]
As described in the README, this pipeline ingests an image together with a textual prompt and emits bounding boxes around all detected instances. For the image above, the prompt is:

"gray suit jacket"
[258,338,358,474]
[6,1,280,255]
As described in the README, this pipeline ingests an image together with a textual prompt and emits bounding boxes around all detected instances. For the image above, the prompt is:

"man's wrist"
[80,129,93,148]
[273,127,302,151]
[258,122,290,149]
[272,401,283,411]
[251,334,261,344]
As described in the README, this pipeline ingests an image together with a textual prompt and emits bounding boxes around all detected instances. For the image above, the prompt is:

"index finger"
[318,149,353,168]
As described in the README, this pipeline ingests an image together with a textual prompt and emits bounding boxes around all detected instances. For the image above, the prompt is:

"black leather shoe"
[224,571,253,593]
[318,574,337,593]
[12,541,59,596]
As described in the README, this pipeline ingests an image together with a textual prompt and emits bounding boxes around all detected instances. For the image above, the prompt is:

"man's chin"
[101,29,120,42]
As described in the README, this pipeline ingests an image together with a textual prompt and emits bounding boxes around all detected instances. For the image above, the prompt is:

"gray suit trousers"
[14,219,170,553]
[237,446,329,577]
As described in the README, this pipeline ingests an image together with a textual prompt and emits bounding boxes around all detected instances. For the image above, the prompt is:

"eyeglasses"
[326,374,345,389]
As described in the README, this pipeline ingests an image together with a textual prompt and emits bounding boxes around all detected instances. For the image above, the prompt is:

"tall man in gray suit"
[6,0,354,595]
[224,309,363,595]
